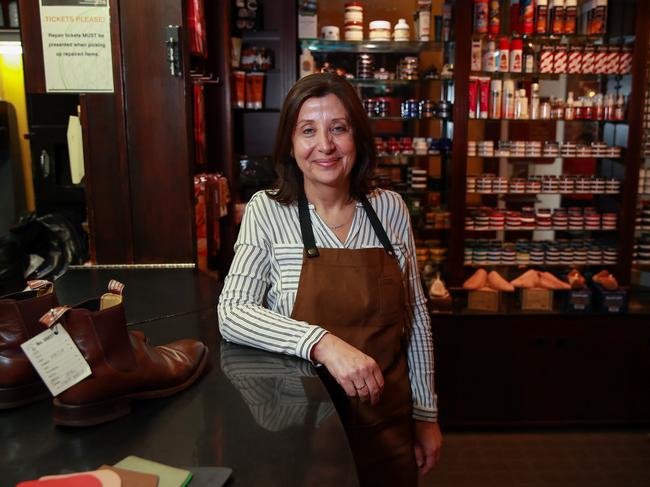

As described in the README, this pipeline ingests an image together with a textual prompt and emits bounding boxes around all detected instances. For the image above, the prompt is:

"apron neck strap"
[360,196,396,257]
[298,193,396,258]
[298,194,320,258]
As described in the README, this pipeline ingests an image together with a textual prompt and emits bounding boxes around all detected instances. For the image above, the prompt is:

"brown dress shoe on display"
[593,270,619,291]
[567,269,586,290]
[46,281,208,427]
[463,268,488,290]
[0,281,57,409]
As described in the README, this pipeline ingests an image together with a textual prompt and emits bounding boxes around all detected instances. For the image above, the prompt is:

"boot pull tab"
[39,306,71,331]
[26,280,54,296]
[108,280,125,296]
[101,280,124,310]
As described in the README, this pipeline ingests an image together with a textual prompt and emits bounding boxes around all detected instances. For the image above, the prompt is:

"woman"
[218,73,441,486]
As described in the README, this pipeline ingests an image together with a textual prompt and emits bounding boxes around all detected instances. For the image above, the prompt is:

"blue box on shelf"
[592,283,627,314]
[564,287,592,313]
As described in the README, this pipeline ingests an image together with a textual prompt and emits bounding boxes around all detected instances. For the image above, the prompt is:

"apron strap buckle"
[306,247,320,258]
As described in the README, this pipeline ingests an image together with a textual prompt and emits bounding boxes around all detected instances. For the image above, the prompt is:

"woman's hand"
[311,333,384,405]
[414,420,442,475]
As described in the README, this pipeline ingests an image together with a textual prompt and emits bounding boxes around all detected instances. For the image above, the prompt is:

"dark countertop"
[1,269,359,487]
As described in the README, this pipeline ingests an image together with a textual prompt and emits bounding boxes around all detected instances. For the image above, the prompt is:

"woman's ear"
[290,148,294,158]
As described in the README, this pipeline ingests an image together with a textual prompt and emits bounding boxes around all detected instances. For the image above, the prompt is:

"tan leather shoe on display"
[539,272,571,290]
[46,280,208,427]
[567,269,586,290]
[0,281,57,409]
[510,269,541,289]
[593,270,619,291]
[463,268,488,290]
[487,271,515,292]
[429,273,450,299]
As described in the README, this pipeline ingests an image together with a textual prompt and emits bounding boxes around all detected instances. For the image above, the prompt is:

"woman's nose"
[316,129,335,152]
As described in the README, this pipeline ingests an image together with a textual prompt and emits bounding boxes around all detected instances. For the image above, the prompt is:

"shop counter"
[1,269,359,487]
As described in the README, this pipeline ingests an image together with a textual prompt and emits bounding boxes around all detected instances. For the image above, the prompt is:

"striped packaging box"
[582,45,595,73]
[619,45,633,74]
[606,46,620,74]
[553,45,568,73]
[539,45,555,73]
[594,45,608,74]
[567,46,583,73]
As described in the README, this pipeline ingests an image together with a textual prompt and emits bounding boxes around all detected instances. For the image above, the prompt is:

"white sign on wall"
[39,0,114,93]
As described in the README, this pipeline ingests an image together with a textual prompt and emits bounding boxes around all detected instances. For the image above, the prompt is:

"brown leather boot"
[45,280,208,427]
[0,281,57,409]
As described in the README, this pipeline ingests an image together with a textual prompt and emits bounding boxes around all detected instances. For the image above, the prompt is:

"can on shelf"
[438,101,452,119]
[356,54,374,79]
[363,98,376,117]
[420,99,436,118]
[369,20,391,41]
[375,98,389,118]
[345,22,364,41]
[399,56,420,80]
[344,2,364,24]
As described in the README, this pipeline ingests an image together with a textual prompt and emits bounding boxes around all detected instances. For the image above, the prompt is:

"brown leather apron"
[291,195,418,487]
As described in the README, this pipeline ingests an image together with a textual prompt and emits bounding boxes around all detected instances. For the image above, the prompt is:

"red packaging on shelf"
[510,0,521,35]
[619,45,633,74]
[539,45,555,73]
[479,77,490,119]
[581,45,595,73]
[553,45,568,74]
[605,45,620,74]
[567,45,582,73]
[594,45,608,74]
[469,77,479,119]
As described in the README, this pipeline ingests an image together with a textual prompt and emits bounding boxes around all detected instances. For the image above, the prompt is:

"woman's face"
[291,94,357,194]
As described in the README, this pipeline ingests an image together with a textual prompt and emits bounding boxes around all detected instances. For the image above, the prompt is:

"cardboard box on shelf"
[521,288,554,311]
[468,289,501,312]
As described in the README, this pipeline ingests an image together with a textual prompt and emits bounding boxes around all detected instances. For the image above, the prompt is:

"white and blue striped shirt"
[218,188,437,421]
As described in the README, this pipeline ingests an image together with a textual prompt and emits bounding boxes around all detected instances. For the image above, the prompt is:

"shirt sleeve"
[394,196,439,422]
[217,193,329,361]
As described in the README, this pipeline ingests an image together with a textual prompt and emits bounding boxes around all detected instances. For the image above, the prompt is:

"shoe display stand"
[1,269,359,487]
[442,0,650,297]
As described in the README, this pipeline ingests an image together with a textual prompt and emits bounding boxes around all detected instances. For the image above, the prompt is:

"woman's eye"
[332,125,348,133]
[302,127,314,135]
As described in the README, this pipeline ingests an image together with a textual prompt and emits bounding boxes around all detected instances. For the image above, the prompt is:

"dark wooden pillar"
[448,0,473,287]
[618,0,650,286]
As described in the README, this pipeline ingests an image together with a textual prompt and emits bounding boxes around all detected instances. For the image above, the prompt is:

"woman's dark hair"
[269,73,376,204]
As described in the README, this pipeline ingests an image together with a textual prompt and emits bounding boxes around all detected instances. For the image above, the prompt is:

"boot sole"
[52,345,209,427]
[0,381,49,409]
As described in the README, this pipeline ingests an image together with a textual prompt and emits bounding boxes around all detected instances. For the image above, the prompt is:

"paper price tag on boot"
[20,324,92,397]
